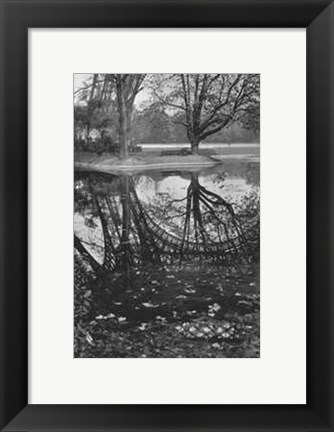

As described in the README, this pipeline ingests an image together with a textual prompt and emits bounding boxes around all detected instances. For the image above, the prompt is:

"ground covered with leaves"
[75,258,260,358]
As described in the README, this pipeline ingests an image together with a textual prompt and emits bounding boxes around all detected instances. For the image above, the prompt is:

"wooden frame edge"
[1,1,333,431]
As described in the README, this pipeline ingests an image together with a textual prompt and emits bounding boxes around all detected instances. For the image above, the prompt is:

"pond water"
[74,161,260,322]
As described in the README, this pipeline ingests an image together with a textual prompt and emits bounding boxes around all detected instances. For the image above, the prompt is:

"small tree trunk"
[126,109,133,152]
[120,176,131,277]
[116,76,128,159]
[191,138,200,155]
[90,74,98,100]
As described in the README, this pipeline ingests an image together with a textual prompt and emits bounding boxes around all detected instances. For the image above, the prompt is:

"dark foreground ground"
[74,259,260,358]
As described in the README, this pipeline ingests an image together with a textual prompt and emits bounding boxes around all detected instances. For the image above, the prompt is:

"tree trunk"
[191,137,200,155]
[126,108,133,152]
[120,176,131,277]
[85,124,90,149]
[116,76,128,159]
[90,74,98,100]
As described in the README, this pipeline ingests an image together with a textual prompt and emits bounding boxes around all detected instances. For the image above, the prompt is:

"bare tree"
[153,74,259,154]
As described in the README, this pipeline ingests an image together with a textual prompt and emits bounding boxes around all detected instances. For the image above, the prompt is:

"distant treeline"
[75,103,259,153]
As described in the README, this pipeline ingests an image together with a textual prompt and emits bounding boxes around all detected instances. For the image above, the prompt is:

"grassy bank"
[75,150,259,174]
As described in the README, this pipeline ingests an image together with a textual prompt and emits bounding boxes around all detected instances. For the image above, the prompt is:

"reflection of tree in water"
[74,171,259,274]
[74,174,134,273]
[179,173,250,259]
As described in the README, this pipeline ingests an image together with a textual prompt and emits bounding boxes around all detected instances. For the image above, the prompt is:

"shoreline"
[74,153,259,174]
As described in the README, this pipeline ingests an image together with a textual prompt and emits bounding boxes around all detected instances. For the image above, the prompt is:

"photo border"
[1,1,333,430]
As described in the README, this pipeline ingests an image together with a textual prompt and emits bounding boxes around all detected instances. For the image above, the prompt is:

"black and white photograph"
[74,73,260,358]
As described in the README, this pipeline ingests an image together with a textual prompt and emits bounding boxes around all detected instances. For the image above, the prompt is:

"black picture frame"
[1,0,333,431]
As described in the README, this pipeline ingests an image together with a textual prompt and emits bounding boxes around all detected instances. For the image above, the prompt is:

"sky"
[73,73,91,93]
